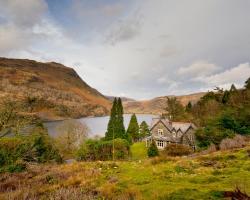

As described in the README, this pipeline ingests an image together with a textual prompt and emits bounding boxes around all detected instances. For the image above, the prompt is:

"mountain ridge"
[0,57,206,119]
[123,92,206,114]
[0,57,111,120]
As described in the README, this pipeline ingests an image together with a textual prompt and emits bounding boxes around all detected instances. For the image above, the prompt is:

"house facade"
[145,118,196,150]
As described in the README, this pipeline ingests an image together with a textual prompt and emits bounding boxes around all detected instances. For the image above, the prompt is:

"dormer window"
[172,131,176,137]
[158,129,163,136]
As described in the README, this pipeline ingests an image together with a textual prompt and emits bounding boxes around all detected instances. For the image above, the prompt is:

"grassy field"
[0,142,250,200]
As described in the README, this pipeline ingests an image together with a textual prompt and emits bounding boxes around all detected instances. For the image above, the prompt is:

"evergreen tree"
[147,140,159,157]
[230,84,237,92]
[105,98,117,140]
[185,101,192,112]
[127,114,139,143]
[245,77,250,89]
[116,98,126,140]
[105,98,127,141]
[222,90,230,104]
[139,121,150,139]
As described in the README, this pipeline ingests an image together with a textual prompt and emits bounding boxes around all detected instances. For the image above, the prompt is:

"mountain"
[105,96,135,102]
[0,57,111,120]
[123,92,206,115]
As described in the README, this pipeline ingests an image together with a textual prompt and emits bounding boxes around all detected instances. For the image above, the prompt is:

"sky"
[0,0,250,100]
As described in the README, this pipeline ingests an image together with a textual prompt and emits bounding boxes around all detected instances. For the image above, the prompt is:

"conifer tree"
[139,121,150,139]
[245,77,250,89]
[105,98,117,140]
[230,84,237,92]
[105,98,127,141]
[147,140,159,157]
[222,90,230,104]
[127,114,139,143]
[116,98,126,139]
[185,101,192,112]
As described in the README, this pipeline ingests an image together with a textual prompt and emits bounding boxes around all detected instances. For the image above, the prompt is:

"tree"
[0,98,33,138]
[244,77,250,89]
[116,98,126,140]
[31,123,62,163]
[139,121,150,139]
[105,98,127,141]
[105,98,117,140]
[55,120,89,158]
[127,114,139,143]
[230,84,237,92]
[185,101,192,112]
[147,140,159,157]
[164,97,185,120]
[222,90,230,104]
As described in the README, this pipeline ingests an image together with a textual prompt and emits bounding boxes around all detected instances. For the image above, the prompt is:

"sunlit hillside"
[0,58,111,120]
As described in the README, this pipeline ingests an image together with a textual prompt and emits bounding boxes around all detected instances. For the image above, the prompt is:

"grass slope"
[0,57,111,120]
[130,142,148,160]
[0,144,249,199]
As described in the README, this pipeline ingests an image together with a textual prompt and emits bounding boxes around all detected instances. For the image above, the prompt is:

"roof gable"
[150,118,172,132]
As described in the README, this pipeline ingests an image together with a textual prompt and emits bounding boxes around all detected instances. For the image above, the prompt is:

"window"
[158,129,163,136]
[172,131,176,137]
[157,140,164,147]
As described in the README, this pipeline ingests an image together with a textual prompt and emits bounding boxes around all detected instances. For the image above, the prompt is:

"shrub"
[163,143,192,157]
[201,143,217,154]
[0,124,62,172]
[77,138,130,161]
[219,134,247,150]
[147,140,159,157]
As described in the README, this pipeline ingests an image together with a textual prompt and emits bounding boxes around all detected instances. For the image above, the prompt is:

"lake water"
[44,114,158,138]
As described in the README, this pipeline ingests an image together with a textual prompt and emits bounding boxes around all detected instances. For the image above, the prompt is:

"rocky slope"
[0,57,111,120]
[123,92,206,115]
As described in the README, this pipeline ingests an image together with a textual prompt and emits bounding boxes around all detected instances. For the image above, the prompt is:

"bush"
[163,143,192,157]
[0,124,62,172]
[195,126,235,148]
[77,138,130,161]
[147,140,159,157]
[219,134,247,151]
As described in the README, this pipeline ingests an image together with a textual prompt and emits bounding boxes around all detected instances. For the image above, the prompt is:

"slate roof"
[150,118,195,134]
[172,122,194,133]
[150,118,172,131]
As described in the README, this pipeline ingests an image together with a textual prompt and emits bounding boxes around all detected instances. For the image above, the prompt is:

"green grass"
[130,142,148,160]
[1,145,250,200]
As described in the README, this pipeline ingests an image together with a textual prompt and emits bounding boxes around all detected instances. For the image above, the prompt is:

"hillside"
[0,57,111,120]
[106,96,135,102]
[0,142,249,199]
[123,92,206,115]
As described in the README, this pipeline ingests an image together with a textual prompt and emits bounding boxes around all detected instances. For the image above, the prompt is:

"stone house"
[145,118,196,150]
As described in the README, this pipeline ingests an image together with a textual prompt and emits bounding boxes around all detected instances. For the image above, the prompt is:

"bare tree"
[0,98,33,138]
[55,120,89,158]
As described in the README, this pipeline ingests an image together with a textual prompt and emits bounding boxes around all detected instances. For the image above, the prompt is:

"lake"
[44,114,158,138]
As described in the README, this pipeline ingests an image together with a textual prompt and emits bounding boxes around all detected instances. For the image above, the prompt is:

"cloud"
[0,0,47,27]
[195,63,250,89]
[0,0,48,54]
[157,77,168,84]
[105,18,141,45]
[0,0,250,99]
[0,25,27,53]
[178,61,219,77]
